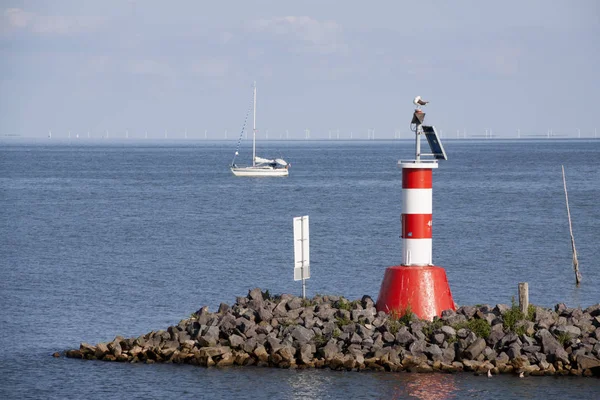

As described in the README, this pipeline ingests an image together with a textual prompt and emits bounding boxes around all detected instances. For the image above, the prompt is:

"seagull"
[413,96,429,110]
[487,369,492,378]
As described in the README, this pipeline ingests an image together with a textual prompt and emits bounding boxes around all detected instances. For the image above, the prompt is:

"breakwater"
[64,289,600,377]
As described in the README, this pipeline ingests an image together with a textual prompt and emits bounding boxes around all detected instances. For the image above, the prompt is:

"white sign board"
[293,215,310,281]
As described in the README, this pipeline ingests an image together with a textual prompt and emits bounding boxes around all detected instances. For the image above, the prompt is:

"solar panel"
[422,125,447,160]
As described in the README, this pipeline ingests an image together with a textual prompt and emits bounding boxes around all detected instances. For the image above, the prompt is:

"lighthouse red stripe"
[402,169,432,189]
[402,213,432,239]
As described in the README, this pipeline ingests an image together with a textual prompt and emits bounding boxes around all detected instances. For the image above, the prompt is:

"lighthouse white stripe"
[402,189,432,214]
[402,238,433,266]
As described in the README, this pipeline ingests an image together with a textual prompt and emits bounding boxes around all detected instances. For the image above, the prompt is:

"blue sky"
[1,1,599,139]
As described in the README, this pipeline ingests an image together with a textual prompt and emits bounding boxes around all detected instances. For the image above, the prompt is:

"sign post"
[293,215,310,299]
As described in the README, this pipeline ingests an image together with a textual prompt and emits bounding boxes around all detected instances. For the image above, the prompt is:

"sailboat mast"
[253,81,257,166]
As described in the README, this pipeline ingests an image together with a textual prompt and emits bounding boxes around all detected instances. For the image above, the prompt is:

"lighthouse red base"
[376,265,456,321]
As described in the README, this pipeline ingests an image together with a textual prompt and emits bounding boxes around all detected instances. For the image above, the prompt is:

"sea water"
[1,139,599,399]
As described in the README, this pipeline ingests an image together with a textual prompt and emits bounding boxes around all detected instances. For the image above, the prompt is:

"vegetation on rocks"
[64,289,600,377]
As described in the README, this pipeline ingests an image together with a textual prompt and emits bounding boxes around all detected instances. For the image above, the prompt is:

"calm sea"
[1,139,599,399]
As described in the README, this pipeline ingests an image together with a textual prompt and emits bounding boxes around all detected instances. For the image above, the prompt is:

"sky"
[1,0,599,140]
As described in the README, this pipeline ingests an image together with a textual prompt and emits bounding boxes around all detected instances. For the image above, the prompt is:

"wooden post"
[518,282,529,315]
[562,165,582,285]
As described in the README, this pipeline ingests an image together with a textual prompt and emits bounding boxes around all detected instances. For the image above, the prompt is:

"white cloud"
[2,7,104,35]
[249,16,347,54]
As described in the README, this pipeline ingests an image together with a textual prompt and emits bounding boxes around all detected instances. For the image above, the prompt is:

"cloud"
[2,7,104,35]
[249,16,347,54]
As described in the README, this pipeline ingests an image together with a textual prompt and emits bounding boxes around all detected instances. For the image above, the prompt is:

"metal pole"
[415,122,421,161]
[301,216,306,299]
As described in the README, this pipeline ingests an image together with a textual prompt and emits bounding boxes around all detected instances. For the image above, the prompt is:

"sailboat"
[230,82,289,177]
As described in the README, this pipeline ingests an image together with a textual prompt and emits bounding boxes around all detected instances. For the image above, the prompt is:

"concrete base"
[376,265,456,321]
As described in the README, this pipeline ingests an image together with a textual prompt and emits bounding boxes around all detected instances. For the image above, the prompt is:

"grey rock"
[463,338,486,359]
[440,326,456,338]
[395,327,415,346]
[228,334,245,349]
[382,331,395,343]
[577,354,600,370]
[361,295,375,309]
[442,346,456,363]
[537,329,569,364]
[458,306,477,318]
[425,344,443,361]
[287,297,303,310]
[291,325,315,344]
[273,300,289,317]
[409,339,427,356]
[507,343,522,360]
[553,324,582,339]
[248,288,263,301]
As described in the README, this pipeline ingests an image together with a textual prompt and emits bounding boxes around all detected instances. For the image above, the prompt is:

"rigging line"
[231,92,255,166]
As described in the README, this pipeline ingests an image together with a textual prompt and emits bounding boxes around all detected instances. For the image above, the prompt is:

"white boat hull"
[231,166,289,177]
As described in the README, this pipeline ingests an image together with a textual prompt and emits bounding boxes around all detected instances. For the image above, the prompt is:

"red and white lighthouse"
[376,100,455,320]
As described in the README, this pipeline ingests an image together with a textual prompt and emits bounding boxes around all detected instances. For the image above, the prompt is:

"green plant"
[335,315,351,328]
[451,321,468,331]
[388,320,401,335]
[279,318,298,328]
[262,289,271,300]
[313,334,327,347]
[557,332,570,346]
[332,328,341,339]
[514,325,527,336]
[422,318,444,337]
[527,304,535,322]
[337,298,352,311]
[389,304,414,326]
[467,318,491,339]
[302,298,316,307]
[503,297,525,332]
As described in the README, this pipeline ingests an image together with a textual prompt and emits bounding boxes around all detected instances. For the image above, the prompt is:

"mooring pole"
[562,165,581,285]
[518,282,529,315]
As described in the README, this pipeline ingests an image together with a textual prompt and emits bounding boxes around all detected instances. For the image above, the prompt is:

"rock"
[395,327,415,346]
[577,354,600,370]
[291,325,315,344]
[537,329,570,364]
[248,288,263,301]
[299,344,314,364]
[361,295,375,309]
[440,326,456,338]
[425,344,443,361]
[321,341,341,361]
[253,345,269,363]
[287,297,303,310]
[228,334,245,349]
[95,343,109,359]
[463,338,486,360]
[273,300,289,317]
[553,325,582,339]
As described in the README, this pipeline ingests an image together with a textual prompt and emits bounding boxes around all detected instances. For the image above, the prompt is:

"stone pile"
[64,289,600,377]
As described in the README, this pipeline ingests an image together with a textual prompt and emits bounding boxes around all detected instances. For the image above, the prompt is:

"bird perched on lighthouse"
[413,96,429,110]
